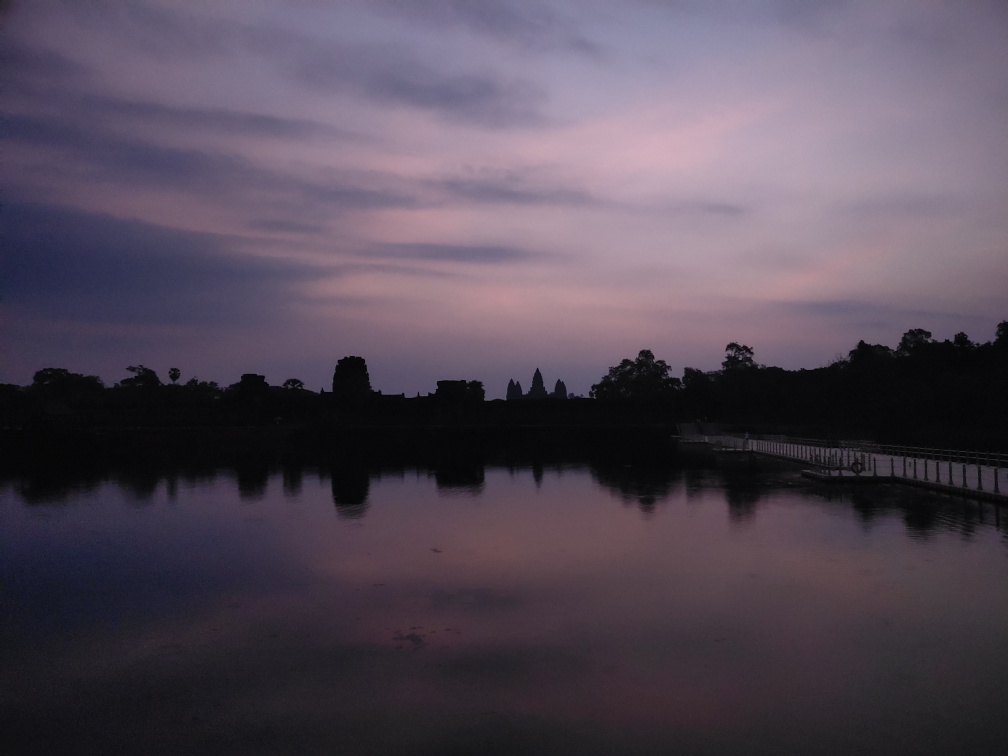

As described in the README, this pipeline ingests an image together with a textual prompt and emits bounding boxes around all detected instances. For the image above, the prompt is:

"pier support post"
[902,457,906,477]
[913,458,917,479]
[949,460,953,486]
[891,458,895,477]
[994,468,999,494]
[935,460,940,483]
[924,459,929,481]
[963,464,968,489]
[978,466,983,491]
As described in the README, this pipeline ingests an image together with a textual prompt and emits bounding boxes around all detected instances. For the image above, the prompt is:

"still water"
[2,459,1007,754]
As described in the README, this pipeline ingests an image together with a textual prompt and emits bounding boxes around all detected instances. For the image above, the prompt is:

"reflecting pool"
[2,459,1007,754]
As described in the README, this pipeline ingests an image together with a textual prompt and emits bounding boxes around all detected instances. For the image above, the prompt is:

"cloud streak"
[2,203,325,328]
[369,242,551,265]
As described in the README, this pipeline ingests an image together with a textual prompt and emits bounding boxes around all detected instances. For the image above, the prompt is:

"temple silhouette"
[506,368,568,401]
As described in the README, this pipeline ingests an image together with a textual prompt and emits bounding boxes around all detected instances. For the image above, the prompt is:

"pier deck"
[704,435,1007,504]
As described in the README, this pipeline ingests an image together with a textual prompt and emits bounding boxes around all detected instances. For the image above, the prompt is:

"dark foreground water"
[2,458,1007,755]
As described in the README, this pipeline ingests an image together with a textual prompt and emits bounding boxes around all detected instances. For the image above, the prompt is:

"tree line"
[2,322,1005,449]
[589,323,1007,450]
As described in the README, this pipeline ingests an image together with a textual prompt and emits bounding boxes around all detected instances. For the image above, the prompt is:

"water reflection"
[3,454,1006,542]
[118,467,161,501]
[2,459,1007,754]
[330,459,371,518]
[281,462,302,498]
[433,456,486,494]
[590,460,682,512]
[234,456,270,500]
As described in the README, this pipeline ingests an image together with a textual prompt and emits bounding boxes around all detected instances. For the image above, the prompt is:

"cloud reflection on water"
[2,461,1007,753]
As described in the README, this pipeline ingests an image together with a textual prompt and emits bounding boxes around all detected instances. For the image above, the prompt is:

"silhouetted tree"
[995,321,1008,346]
[120,365,162,389]
[28,369,105,414]
[722,343,755,371]
[680,367,715,418]
[847,340,894,370]
[467,380,485,402]
[590,349,680,401]
[184,376,219,391]
[283,378,305,391]
[31,368,104,394]
[168,367,181,384]
[952,332,973,350]
[896,328,933,357]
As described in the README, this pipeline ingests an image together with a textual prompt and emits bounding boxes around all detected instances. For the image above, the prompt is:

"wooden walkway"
[707,435,1007,504]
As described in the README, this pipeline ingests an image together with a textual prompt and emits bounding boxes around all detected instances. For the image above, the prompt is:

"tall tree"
[590,349,679,400]
[995,321,1008,346]
[896,328,933,357]
[120,365,162,389]
[722,343,755,371]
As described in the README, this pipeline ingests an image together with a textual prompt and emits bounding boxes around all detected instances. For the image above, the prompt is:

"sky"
[2,1,1007,398]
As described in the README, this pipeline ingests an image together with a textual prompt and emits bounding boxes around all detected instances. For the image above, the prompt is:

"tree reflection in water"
[234,456,269,500]
[2,453,1004,541]
[589,461,683,513]
[433,457,485,495]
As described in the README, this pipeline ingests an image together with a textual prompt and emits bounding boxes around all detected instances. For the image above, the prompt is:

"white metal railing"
[722,434,1004,496]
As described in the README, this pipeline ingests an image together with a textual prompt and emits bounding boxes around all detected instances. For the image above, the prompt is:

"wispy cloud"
[281,40,549,128]
[0,41,91,87]
[2,203,327,328]
[374,0,603,56]
[369,242,551,264]
[433,172,594,205]
[1,112,419,213]
[72,96,366,142]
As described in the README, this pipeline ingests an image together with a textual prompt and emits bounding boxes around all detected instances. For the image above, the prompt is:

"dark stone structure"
[506,370,568,401]
[528,368,549,399]
[435,380,484,404]
[332,356,372,402]
[506,379,521,401]
[507,380,524,401]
